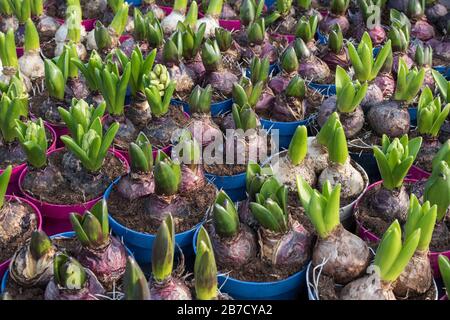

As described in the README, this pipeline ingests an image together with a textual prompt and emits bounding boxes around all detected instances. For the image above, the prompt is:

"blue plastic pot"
[204,171,246,202]
[171,98,233,117]
[308,83,336,96]
[264,0,276,8]
[192,226,307,300]
[409,107,417,126]
[260,115,315,149]
[434,65,450,80]
[350,152,381,183]
[104,178,201,264]
[0,231,133,294]
[125,0,142,5]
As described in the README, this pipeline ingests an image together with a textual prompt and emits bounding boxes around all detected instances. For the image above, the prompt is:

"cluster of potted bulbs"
[0,0,449,300]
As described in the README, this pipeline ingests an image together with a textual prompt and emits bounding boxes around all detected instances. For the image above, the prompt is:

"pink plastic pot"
[82,19,97,31]
[0,124,57,196]
[53,17,95,31]
[0,195,43,282]
[218,19,240,31]
[18,147,129,236]
[160,5,204,17]
[407,165,431,181]
[355,178,450,276]
[441,295,448,300]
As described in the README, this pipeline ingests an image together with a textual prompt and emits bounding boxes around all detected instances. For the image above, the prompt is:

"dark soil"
[30,92,68,125]
[0,141,27,168]
[4,280,46,300]
[40,39,57,59]
[218,254,304,282]
[108,182,216,234]
[112,106,189,150]
[142,106,189,147]
[23,150,127,205]
[203,163,246,176]
[0,200,38,263]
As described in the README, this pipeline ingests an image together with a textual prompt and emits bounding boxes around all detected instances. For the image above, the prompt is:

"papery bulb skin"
[317,96,365,138]
[305,136,329,174]
[322,49,349,71]
[313,225,371,284]
[320,14,350,36]
[426,38,450,62]
[204,70,239,97]
[360,83,384,113]
[37,16,60,42]
[340,269,396,300]
[209,223,258,267]
[368,26,386,46]
[298,56,331,84]
[318,160,365,201]
[168,63,195,96]
[144,194,190,229]
[374,73,396,98]
[19,51,45,80]
[255,89,275,115]
[44,269,105,300]
[259,220,312,269]
[268,74,292,95]
[369,185,410,223]
[117,173,155,201]
[392,52,414,75]
[148,277,192,300]
[411,19,435,42]
[271,95,306,122]
[77,236,127,289]
[367,101,410,138]
[272,153,317,191]
[393,250,433,297]
[180,165,206,193]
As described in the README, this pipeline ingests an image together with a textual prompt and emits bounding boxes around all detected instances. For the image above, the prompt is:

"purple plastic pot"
[407,165,431,181]
[18,147,129,236]
[218,19,240,31]
[160,5,200,16]
[0,124,57,196]
[0,195,43,283]
[81,19,97,31]
[355,179,450,276]
[442,295,448,300]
